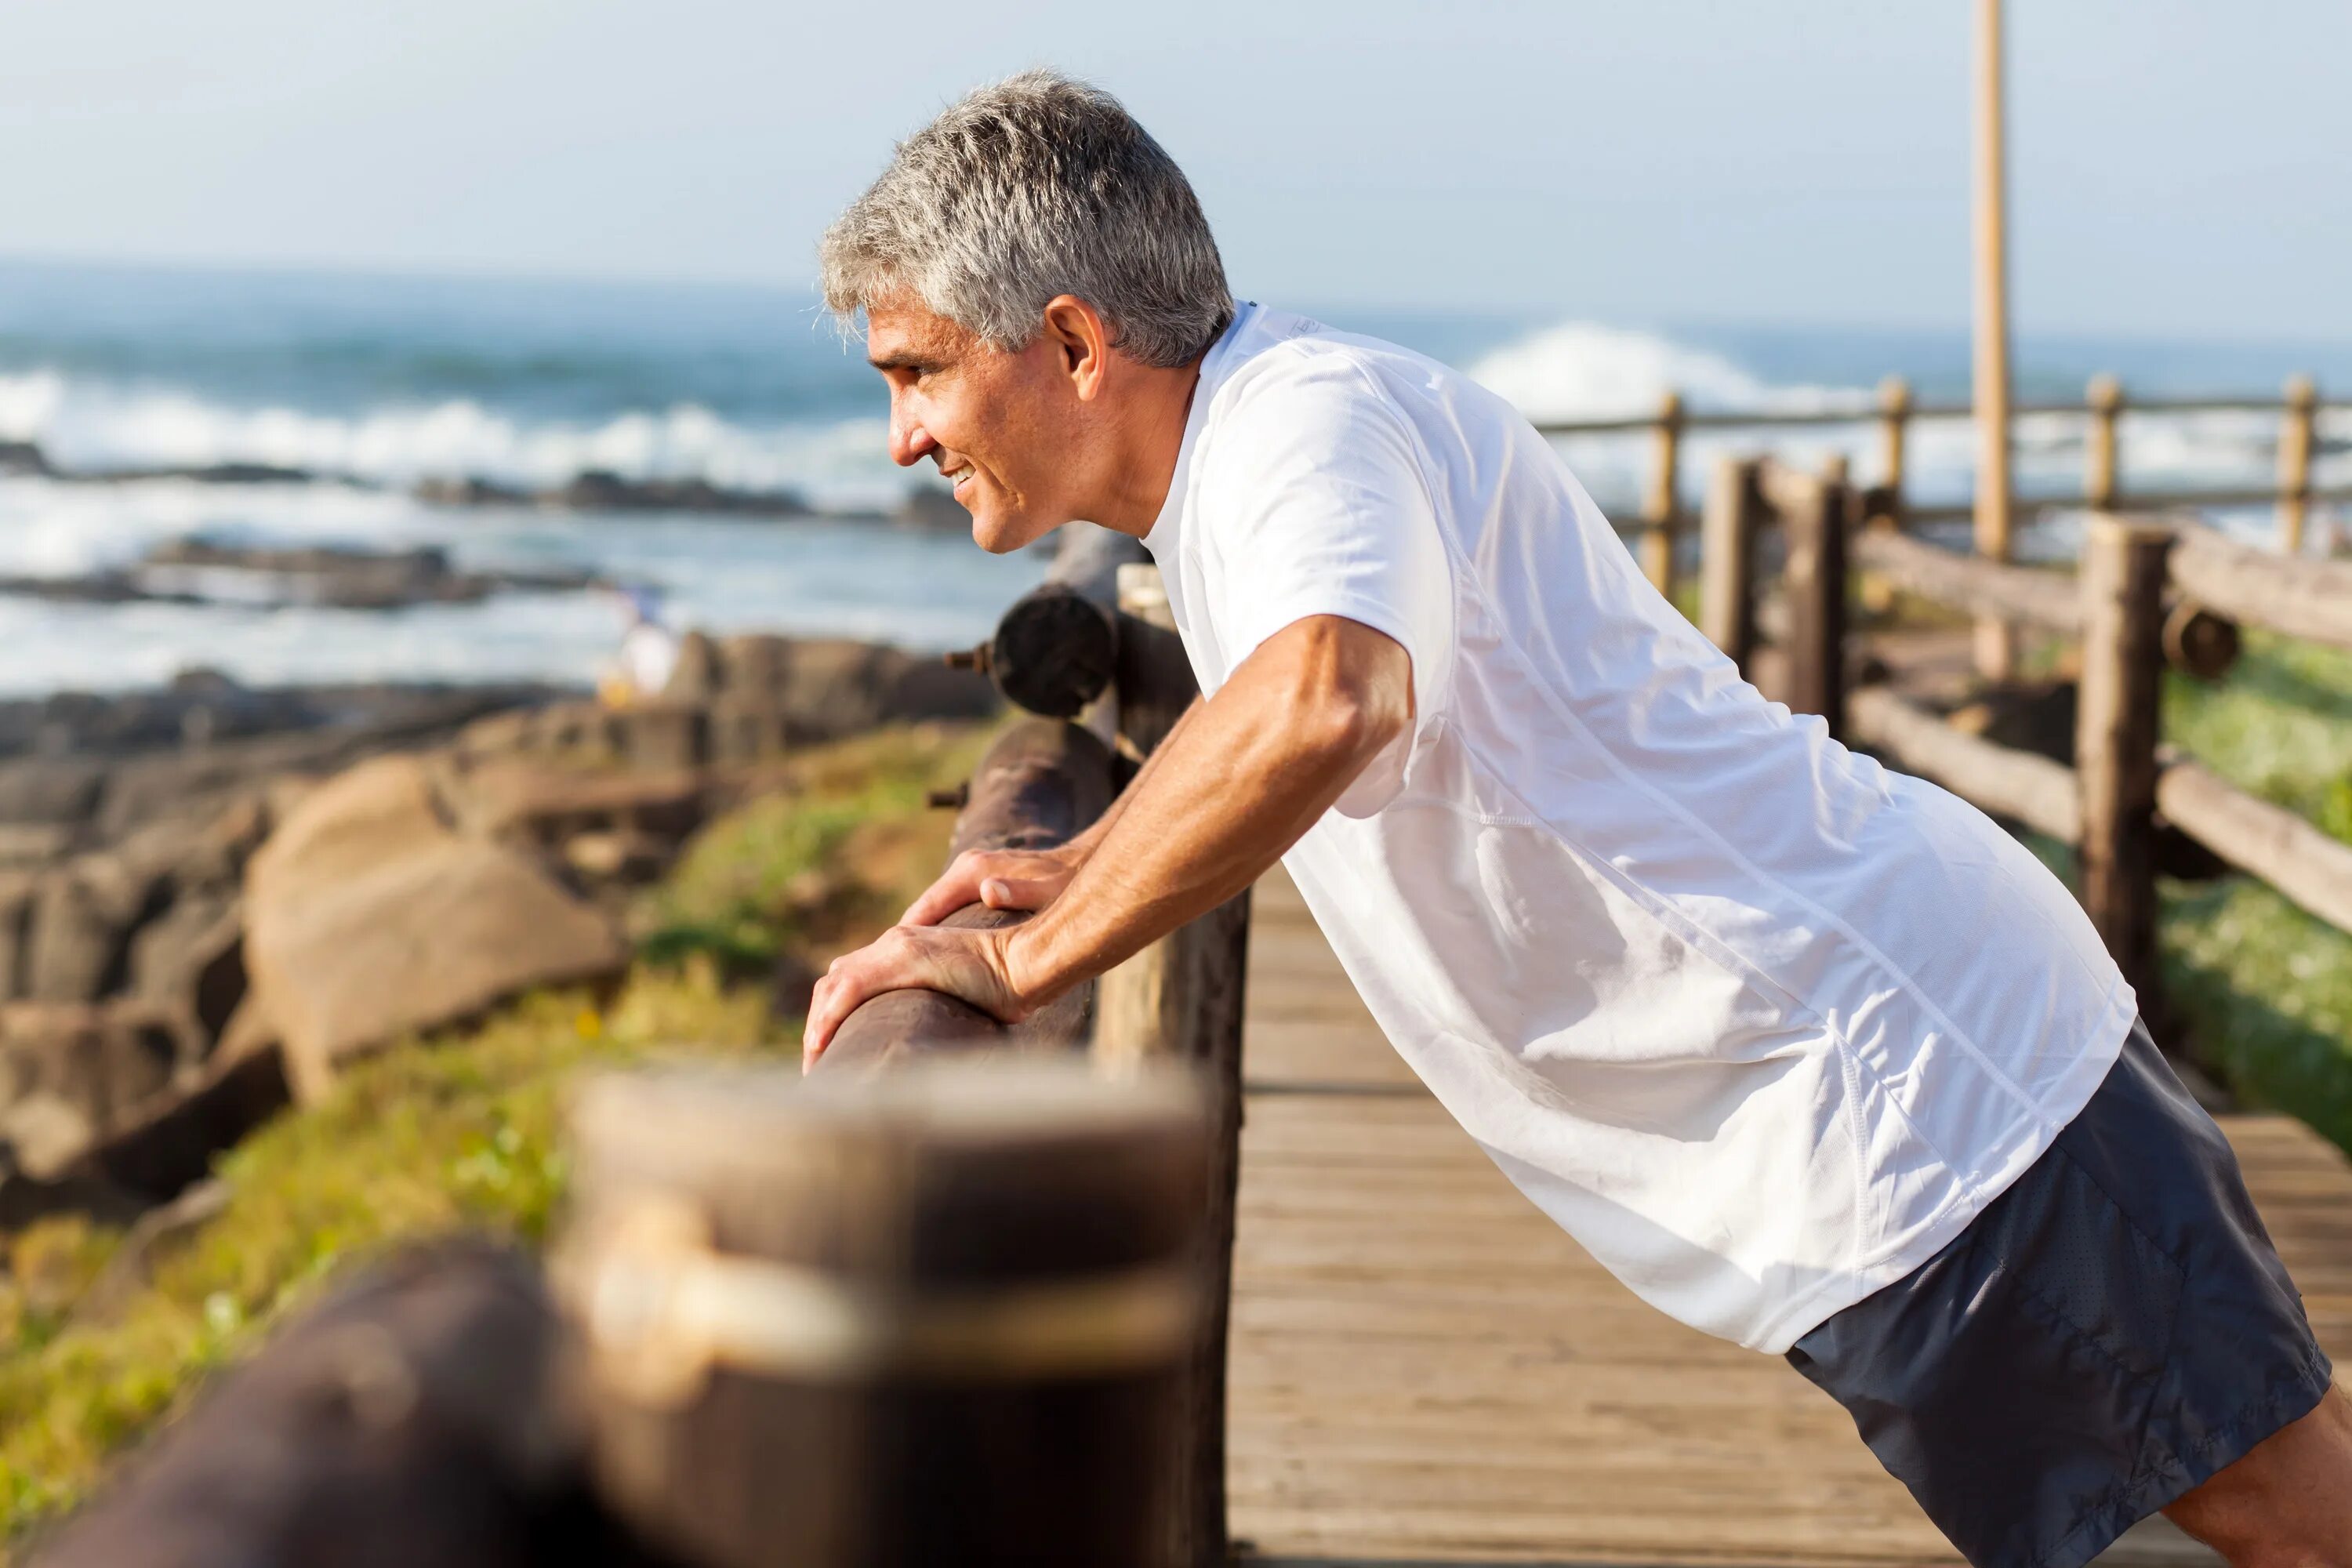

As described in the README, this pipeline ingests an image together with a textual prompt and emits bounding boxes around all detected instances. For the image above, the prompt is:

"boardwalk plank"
[1228,868,2347,1566]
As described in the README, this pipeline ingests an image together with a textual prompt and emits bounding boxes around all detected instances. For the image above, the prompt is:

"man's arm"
[802,615,1410,1062]
[897,694,1206,925]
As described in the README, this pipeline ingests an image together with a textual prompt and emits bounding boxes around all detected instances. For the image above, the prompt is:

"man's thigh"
[2165,1385,2352,1565]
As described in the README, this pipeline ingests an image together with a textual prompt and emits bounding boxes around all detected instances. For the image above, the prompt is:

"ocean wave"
[1465,320,2327,535]
[1466,321,1867,421]
[0,369,909,510]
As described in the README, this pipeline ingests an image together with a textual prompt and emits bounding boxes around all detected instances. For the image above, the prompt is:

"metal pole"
[1972,0,2016,681]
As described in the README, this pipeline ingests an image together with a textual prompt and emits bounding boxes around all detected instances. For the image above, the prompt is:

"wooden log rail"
[809,533,1246,1566]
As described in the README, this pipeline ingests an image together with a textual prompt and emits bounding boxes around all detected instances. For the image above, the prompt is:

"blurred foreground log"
[31,1240,675,1568]
[559,1058,1208,1568]
[815,717,1114,1072]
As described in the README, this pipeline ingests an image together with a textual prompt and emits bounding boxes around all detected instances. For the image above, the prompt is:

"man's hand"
[801,920,1030,1071]
[900,844,1081,927]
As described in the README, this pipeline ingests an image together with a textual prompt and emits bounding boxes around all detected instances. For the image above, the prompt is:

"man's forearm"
[1058,695,1204,861]
[1004,619,1405,1001]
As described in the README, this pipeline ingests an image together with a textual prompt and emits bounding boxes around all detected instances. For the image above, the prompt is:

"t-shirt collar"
[1143,301,1259,556]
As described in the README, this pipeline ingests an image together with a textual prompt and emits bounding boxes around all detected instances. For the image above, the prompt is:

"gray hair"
[820,71,1233,368]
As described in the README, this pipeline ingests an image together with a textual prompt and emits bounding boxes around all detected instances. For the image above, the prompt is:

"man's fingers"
[978,875,1053,910]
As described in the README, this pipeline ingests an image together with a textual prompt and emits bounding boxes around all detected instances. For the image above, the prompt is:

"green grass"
[2151,628,2352,1144]
[0,720,990,1547]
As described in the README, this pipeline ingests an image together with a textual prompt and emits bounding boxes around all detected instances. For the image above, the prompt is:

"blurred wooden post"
[1972,0,2017,681]
[2279,374,2318,554]
[1700,456,1763,674]
[1640,390,1685,597]
[2076,517,2172,1015]
[1094,562,1247,1568]
[1875,376,1911,526]
[561,1061,1209,1568]
[2085,374,2123,510]
[1860,377,1911,615]
[1782,457,1851,737]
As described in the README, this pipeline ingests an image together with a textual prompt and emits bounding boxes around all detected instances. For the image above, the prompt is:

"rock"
[439,757,706,851]
[612,702,706,772]
[662,631,720,702]
[0,1000,194,1181]
[241,756,630,1101]
[0,438,51,477]
[0,757,105,824]
[24,848,171,1003]
[0,871,38,1000]
[127,892,246,1040]
[713,633,791,698]
[893,481,969,531]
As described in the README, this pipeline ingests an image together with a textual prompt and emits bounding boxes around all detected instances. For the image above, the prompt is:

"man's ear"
[1039,295,1112,401]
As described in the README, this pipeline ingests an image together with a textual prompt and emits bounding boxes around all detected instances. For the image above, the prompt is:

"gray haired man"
[807,71,2352,1568]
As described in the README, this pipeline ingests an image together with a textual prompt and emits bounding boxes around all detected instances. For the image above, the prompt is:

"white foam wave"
[1466,321,2328,549]
[0,369,908,510]
[1466,321,1864,421]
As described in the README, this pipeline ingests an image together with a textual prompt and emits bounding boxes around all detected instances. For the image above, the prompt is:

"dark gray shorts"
[1787,1019,2333,1568]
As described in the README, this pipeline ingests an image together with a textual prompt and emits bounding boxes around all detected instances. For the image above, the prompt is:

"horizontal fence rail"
[1550,376,2347,602]
[1711,454,2352,1069]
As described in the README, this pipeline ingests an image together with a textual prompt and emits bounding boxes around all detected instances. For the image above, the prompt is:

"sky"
[0,0,2345,340]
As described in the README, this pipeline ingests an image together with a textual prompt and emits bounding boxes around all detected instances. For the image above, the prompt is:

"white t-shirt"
[1144,304,2133,1352]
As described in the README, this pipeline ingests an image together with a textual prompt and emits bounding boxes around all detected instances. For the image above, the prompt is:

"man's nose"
[889,404,938,469]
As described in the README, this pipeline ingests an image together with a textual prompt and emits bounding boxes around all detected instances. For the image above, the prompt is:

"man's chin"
[969,507,1059,556]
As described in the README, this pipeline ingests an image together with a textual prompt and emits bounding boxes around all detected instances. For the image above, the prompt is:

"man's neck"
[1087,359,1203,538]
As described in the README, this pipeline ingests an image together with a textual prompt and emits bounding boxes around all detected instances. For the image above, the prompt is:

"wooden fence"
[558,524,1251,1568]
[1559,376,2348,598]
[1706,452,2352,1036]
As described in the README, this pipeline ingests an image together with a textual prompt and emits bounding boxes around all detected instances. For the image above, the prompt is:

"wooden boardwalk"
[1225,868,2352,1567]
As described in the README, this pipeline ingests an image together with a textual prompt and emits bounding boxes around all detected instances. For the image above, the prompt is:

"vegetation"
[2158,630,2352,1147]
[0,720,989,1548]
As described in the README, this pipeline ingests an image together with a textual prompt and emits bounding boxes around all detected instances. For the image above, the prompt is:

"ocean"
[0,258,2344,698]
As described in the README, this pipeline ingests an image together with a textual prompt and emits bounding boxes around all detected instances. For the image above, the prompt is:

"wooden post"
[1639,390,1684,597]
[1875,376,1911,527]
[1093,562,1248,1568]
[561,1059,1210,1568]
[1972,0,2017,681]
[2279,374,2318,555]
[1781,458,1851,737]
[1700,456,1764,673]
[2075,517,2172,1016]
[1859,376,1911,615]
[2085,373,2123,510]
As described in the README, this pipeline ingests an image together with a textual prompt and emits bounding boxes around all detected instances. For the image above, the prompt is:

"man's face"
[866,299,1076,554]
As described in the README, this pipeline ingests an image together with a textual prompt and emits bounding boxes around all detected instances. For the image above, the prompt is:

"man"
[808,71,2351,1568]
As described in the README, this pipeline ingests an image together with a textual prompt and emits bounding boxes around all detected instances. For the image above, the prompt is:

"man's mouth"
[938,458,977,497]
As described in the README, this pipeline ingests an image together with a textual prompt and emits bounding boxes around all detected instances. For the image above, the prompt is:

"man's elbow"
[1310,681,1409,768]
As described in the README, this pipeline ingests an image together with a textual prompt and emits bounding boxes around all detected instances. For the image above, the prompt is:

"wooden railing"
[561,524,1251,1568]
[1713,453,2352,1033]
[1549,377,2347,598]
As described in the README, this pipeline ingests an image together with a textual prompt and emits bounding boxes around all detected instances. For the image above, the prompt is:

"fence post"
[2076,517,2172,1015]
[1700,456,1763,675]
[1875,376,1911,528]
[561,1060,1210,1568]
[1640,390,1685,599]
[2083,374,2123,511]
[1782,458,1851,737]
[1094,563,1248,1568]
[2278,374,2318,555]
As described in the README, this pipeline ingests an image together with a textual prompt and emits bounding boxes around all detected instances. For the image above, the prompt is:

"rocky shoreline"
[0,435,967,531]
[0,636,996,1230]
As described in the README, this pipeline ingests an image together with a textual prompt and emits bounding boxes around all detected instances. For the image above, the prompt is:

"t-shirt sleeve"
[1194,353,1456,817]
